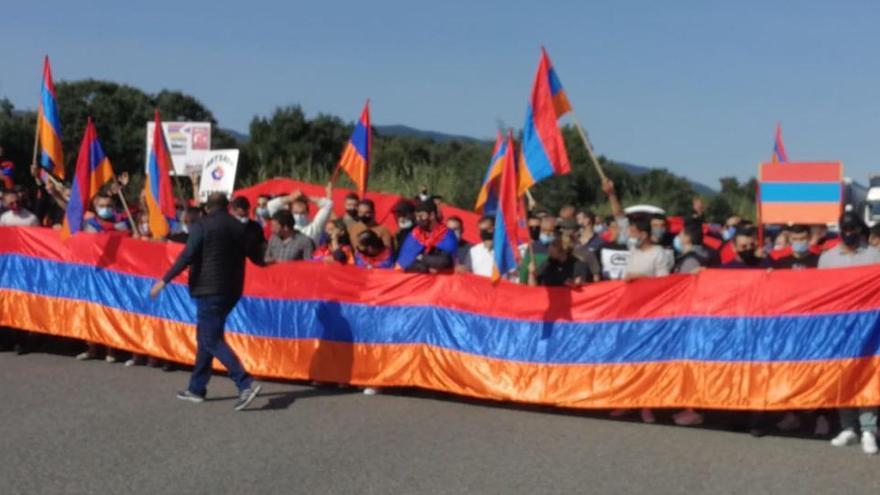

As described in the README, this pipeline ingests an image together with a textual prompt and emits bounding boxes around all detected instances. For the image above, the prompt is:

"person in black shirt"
[529,238,588,287]
[150,193,266,411]
[772,224,820,270]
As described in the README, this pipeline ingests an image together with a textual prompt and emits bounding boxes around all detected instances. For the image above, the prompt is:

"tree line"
[0,80,754,222]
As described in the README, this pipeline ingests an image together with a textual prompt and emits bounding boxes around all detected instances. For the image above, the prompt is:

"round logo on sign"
[211,166,224,181]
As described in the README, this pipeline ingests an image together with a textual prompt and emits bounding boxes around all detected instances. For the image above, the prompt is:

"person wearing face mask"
[445,216,472,262]
[348,199,393,251]
[83,193,130,234]
[264,210,315,264]
[528,236,589,287]
[672,221,714,275]
[0,190,39,226]
[649,214,674,249]
[229,196,265,252]
[354,229,394,269]
[265,183,334,245]
[772,224,820,270]
[821,214,880,455]
[458,215,499,277]
[719,226,770,269]
[254,195,271,226]
[341,193,361,228]
[518,213,556,283]
[396,200,458,273]
[167,207,204,244]
[313,219,354,265]
[392,200,416,254]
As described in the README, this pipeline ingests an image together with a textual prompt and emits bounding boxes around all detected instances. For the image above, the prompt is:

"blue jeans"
[188,295,252,396]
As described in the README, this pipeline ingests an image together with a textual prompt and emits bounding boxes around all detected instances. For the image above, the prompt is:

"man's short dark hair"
[446,215,463,226]
[415,200,438,215]
[682,221,703,246]
[789,224,810,235]
[357,229,383,250]
[292,196,308,207]
[392,200,415,215]
[205,193,229,212]
[272,210,294,229]
[840,213,867,235]
[230,196,250,211]
[735,225,757,239]
[578,209,596,224]
[358,199,375,211]
[345,192,360,202]
[631,217,652,235]
[479,215,495,226]
[257,194,270,201]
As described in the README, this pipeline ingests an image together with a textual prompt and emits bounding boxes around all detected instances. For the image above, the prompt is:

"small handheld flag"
[474,131,507,215]
[518,48,571,196]
[336,100,371,197]
[144,110,177,239]
[61,119,116,238]
[492,131,520,282]
[37,56,65,179]
[771,123,788,163]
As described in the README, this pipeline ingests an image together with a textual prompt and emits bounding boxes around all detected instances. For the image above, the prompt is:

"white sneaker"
[814,415,830,436]
[105,354,117,364]
[363,387,379,396]
[776,412,801,432]
[640,408,656,424]
[830,429,858,447]
[75,351,96,361]
[862,432,878,455]
[673,408,703,426]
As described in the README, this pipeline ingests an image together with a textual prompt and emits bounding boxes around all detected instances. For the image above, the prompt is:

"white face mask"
[238,216,248,224]
[181,224,189,234]
[140,223,150,235]
[398,218,413,230]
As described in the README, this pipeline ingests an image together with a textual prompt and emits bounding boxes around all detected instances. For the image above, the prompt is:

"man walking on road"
[150,193,266,411]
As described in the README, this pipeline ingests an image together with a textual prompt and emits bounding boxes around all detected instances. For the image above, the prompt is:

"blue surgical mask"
[255,207,269,218]
[96,207,114,220]
[539,233,555,245]
[293,213,308,227]
[651,227,666,241]
[791,240,809,255]
[594,224,606,234]
[673,235,683,253]
[722,227,736,241]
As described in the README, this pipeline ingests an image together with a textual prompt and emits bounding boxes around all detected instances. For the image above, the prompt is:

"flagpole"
[31,107,41,172]
[568,110,608,182]
[114,178,138,237]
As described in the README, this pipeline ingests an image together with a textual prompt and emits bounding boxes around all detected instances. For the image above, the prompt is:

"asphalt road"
[2,345,880,495]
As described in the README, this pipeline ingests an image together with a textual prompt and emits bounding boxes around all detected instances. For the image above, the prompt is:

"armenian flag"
[492,132,520,282]
[145,110,176,239]
[474,131,507,215]
[518,48,571,196]
[771,123,788,163]
[37,56,64,179]
[337,101,371,197]
[60,119,116,238]
[759,161,842,225]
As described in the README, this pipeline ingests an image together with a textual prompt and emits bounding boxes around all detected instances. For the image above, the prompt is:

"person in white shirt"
[266,183,334,245]
[458,215,498,278]
[0,190,39,227]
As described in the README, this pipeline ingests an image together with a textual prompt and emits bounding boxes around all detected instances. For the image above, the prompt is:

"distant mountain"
[218,128,249,144]
[374,125,489,144]
[616,162,716,196]
[215,124,717,195]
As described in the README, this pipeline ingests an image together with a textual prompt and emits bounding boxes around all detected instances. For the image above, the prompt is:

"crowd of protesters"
[3,153,880,454]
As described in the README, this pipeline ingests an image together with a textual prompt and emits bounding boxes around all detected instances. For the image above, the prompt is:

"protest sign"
[198,149,239,202]
[145,122,211,176]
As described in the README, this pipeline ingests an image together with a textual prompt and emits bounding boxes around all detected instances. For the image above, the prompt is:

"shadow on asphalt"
[1,332,839,441]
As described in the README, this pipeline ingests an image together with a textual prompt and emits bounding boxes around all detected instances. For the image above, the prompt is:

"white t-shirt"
[0,209,39,227]
[625,244,673,278]
[466,242,495,278]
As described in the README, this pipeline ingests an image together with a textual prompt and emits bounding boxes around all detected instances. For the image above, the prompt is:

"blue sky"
[2,1,879,188]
